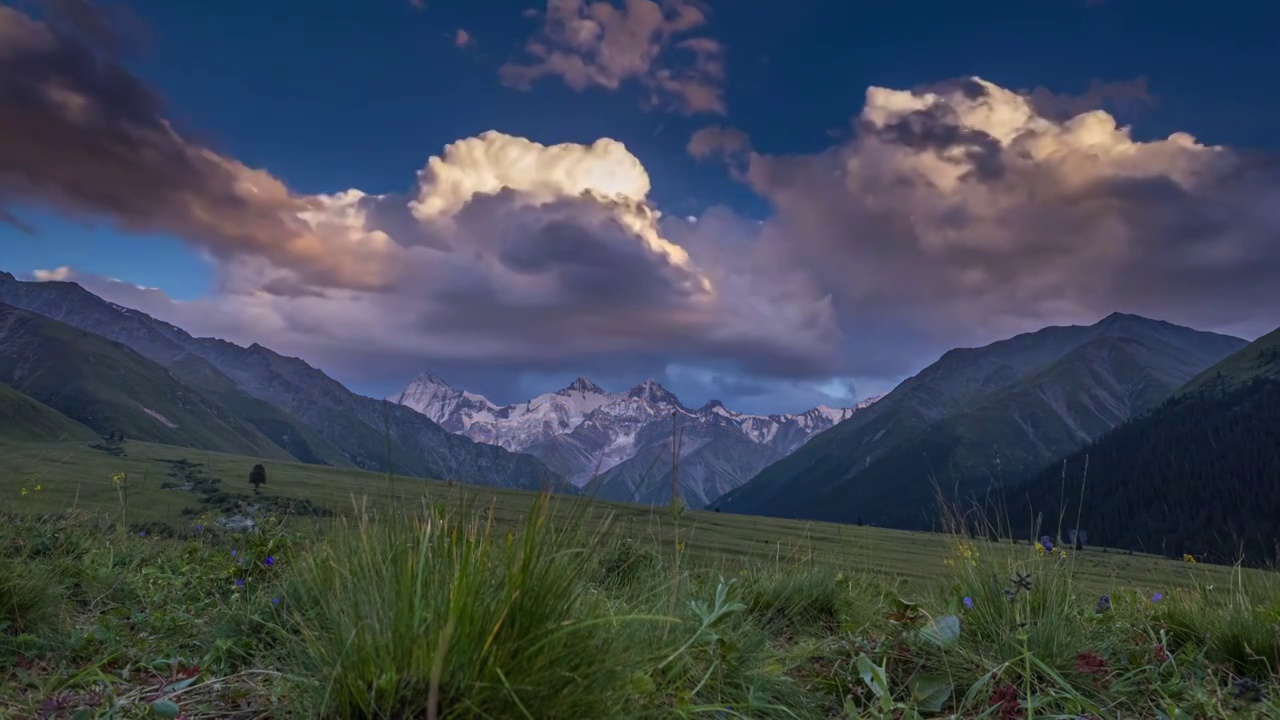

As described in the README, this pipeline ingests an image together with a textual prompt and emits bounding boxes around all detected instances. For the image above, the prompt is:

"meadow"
[2,439,1278,718]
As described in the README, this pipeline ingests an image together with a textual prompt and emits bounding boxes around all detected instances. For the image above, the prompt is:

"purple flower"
[1152,593,1164,602]
[271,597,280,605]
[1039,535,1054,553]
[234,578,245,587]
[231,550,238,558]
[264,556,276,567]
[963,596,974,609]
[137,531,146,538]
[195,524,203,532]
[1096,595,1111,614]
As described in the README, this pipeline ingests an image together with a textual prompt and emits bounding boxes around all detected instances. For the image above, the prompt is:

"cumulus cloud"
[500,0,725,115]
[687,124,750,161]
[733,76,1280,370]
[1021,76,1155,121]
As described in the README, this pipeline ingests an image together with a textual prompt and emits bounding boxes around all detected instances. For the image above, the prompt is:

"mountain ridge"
[0,273,569,493]
[718,313,1248,527]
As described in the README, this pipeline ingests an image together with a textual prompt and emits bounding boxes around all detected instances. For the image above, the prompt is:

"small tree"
[249,463,267,495]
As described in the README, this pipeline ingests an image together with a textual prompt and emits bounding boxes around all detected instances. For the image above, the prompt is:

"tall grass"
[2,492,1279,718]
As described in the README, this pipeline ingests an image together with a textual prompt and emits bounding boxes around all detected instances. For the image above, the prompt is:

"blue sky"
[3,0,1279,412]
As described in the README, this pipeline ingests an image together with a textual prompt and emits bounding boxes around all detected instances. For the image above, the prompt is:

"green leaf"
[920,614,961,647]
[856,654,887,697]
[151,699,181,718]
[162,675,198,693]
[910,674,953,712]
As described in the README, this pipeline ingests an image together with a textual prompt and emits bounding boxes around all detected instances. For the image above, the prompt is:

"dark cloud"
[0,4,395,289]
[1023,76,1155,121]
[868,103,1006,181]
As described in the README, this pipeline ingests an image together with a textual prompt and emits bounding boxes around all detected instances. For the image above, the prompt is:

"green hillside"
[1009,325,1280,566]
[0,303,293,459]
[1179,325,1280,395]
[0,381,96,442]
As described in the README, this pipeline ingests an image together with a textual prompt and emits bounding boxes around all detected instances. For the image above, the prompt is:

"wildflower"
[1039,535,1054,553]
[234,578,245,587]
[1182,553,1197,564]
[963,596,974,609]
[137,531,146,538]
[33,485,41,492]
[271,597,280,605]
[1151,592,1163,602]
[1035,542,1046,556]
[1233,677,1267,703]
[20,487,27,496]
[194,524,203,532]
[1154,644,1168,662]
[111,472,125,486]
[1095,595,1111,614]
[1059,550,1068,560]
[231,550,238,558]
[264,556,275,567]
[1003,588,1017,603]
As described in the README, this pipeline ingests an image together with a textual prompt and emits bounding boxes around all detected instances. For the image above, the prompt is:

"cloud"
[0,5,400,290]
[8,4,1278,411]
[1022,76,1155,121]
[731,76,1280,373]
[500,0,725,115]
[687,125,751,161]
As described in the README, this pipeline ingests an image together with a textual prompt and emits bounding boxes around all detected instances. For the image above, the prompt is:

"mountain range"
[717,313,1249,528]
[0,272,565,493]
[3,267,1273,560]
[388,372,878,507]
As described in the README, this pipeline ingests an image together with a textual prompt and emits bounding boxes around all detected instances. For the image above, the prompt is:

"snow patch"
[140,405,178,428]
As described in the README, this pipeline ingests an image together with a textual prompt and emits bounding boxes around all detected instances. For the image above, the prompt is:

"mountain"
[1008,325,1280,566]
[0,302,292,457]
[0,379,96,442]
[389,372,877,506]
[0,273,567,493]
[717,313,1248,528]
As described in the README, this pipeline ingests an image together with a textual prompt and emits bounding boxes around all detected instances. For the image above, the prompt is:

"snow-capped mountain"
[389,373,880,507]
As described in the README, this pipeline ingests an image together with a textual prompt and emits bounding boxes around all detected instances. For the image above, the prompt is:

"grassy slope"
[0,305,293,460]
[1180,324,1280,395]
[0,439,1259,593]
[0,382,96,442]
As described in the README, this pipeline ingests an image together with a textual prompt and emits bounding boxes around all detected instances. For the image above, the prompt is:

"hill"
[0,380,96,442]
[1008,325,1280,566]
[718,313,1247,528]
[0,272,567,493]
[0,303,294,458]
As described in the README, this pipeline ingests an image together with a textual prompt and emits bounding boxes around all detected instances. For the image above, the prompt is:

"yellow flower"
[1035,542,1046,556]
[111,472,126,486]
[20,487,28,496]
[33,484,41,492]
[1059,550,1068,559]
[1182,553,1197,564]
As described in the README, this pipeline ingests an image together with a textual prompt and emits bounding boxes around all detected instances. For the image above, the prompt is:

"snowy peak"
[626,379,683,407]
[388,369,878,503]
[558,376,607,396]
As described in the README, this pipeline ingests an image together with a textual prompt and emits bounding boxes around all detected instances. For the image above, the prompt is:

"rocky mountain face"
[717,313,1248,528]
[0,273,567,493]
[388,372,878,507]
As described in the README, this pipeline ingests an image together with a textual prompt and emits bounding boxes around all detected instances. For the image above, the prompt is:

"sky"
[2,0,1279,414]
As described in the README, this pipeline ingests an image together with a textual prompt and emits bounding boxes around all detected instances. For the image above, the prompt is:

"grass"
[3,439,1279,717]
